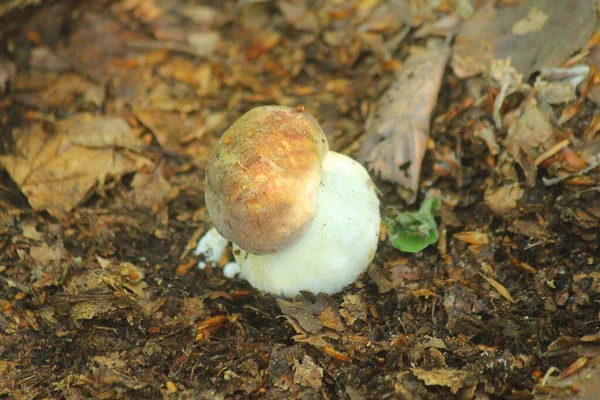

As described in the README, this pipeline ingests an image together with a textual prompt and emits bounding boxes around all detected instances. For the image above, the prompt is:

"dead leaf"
[339,294,368,326]
[359,44,450,203]
[186,31,220,57]
[0,120,153,216]
[479,273,516,304]
[58,113,143,150]
[454,232,489,245]
[559,357,588,380]
[277,298,323,334]
[278,1,320,33]
[177,297,206,325]
[411,368,478,394]
[70,301,115,321]
[14,72,105,111]
[535,66,589,105]
[423,337,447,350]
[128,163,179,209]
[317,306,344,332]
[485,184,524,214]
[368,264,394,294]
[489,58,526,128]
[195,315,230,342]
[30,244,63,264]
[505,96,556,186]
[20,220,42,241]
[293,355,323,389]
[179,5,224,26]
[536,356,600,399]
[452,0,596,79]
[63,11,146,82]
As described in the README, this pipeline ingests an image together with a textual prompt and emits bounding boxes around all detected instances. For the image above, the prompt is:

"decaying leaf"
[505,96,557,186]
[339,294,368,326]
[128,163,179,210]
[454,231,489,246]
[0,118,153,216]
[411,368,478,395]
[452,0,596,79]
[535,66,590,105]
[489,58,526,128]
[359,44,450,203]
[479,273,515,304]
[14,72,105,111]
[277,294,344,334]
[485,184,524,214]
[293,355,323,390]
[536,356,600,399]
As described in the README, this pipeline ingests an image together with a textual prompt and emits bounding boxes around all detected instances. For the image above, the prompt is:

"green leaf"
[384,197,441,253]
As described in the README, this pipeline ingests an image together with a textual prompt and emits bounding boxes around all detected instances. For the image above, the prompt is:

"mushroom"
[203,105,380,297]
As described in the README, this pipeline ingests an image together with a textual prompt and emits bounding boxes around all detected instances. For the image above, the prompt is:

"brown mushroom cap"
[205,106,329,254]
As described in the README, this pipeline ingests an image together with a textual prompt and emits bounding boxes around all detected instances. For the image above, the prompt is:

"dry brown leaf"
[0,119,153,216]
[293,355,323,389]
[14,72,105,111]
[367,264,394,294]
[454,231,489,245]
[278,1,320,33]
[179,5,224,26]
[359,44,450,203]
[135,110,207,151]
[129,163,179,209]
[30,244,63,264]
[58,113,143,150]
[452,0,596,79]
[186,31,220,57]
[411,368,478,395]
[505,96,556,186]
[559,357,588,380]
[485,184,524,214]
[145,81,201,113]
[277,298,323,334]
[317,306,345,332]
[536,356,600,399]
[63,11,146,82]
[339,294,368,326]
[479,273,515,304]
[70,301,115,321]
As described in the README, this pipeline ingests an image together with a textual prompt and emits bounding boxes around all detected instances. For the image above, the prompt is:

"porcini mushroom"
[202,105,380,297]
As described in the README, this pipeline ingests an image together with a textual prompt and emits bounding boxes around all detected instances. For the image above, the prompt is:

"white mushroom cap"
[233,151,380,297]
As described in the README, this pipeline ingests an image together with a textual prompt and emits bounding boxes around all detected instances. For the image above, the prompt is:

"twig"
[543,153,600,186]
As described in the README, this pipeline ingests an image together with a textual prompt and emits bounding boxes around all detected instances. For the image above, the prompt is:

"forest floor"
[0,1,599,399]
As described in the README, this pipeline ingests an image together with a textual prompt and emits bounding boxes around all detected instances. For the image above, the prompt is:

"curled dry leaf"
[479,273,515,304]
[535,65,589,105]
[359,44,450,203]
[453,232,489,246]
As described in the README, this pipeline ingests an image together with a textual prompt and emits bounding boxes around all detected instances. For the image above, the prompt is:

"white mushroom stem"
[234,151,380,297]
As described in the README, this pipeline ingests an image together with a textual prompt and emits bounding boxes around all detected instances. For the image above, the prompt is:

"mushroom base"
[233,151,381,297]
